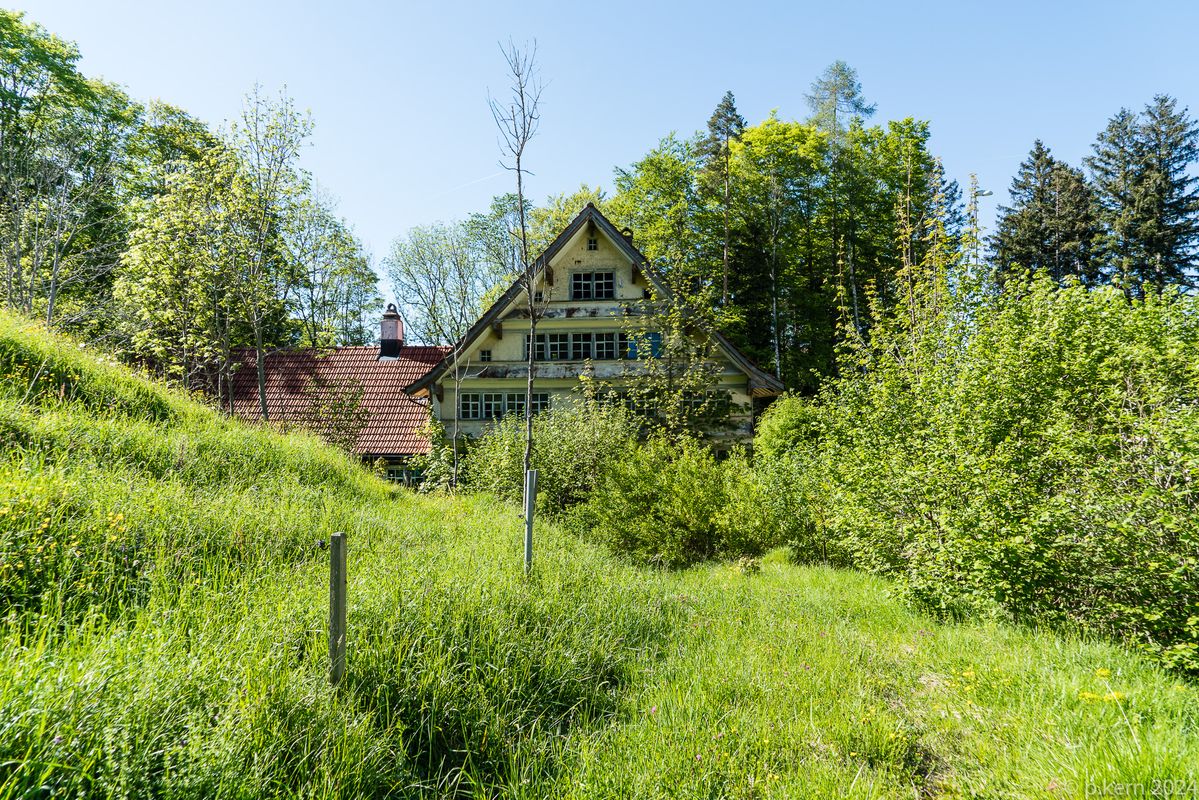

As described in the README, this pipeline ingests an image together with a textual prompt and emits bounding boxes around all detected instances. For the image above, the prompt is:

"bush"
[768,277,1199,672]
[579,436,780,568]
[461,399,641,514]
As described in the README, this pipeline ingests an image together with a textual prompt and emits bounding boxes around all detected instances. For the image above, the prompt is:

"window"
[571,271,615,300]
[460,393,481,419]
[460,392,550,419]
[479,349,492,362]
[548,333,570,360]
[594,332,618,360]
[525,334,546,360]
[587,237,598,251]
[480,393,505,419]
[526,331,630,360]
[624,331,663,359]
[571,332,593,360]
[385,465,420,485]
[534,290,544,303]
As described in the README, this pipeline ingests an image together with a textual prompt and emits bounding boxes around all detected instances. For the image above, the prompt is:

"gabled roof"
[229,345,448,457]
[405,203,785,396]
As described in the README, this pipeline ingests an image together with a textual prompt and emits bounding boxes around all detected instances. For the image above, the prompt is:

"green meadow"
[0,312,1195,799]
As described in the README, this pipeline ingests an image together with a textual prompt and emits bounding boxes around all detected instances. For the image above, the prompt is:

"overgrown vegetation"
[757,276,1199,674]
[1,313,1197,797]
[459,402,780,567]
[0,313,670,796]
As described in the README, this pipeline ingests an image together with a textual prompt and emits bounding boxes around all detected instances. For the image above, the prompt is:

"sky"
[18,0,1199,300]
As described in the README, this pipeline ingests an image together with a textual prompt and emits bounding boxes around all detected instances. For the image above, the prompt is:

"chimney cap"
[383,302,401,319]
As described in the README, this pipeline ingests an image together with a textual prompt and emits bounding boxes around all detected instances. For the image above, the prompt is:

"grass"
[0,311,1196,798]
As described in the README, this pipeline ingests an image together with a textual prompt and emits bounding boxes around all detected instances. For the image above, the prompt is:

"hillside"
[0,312,1196,799]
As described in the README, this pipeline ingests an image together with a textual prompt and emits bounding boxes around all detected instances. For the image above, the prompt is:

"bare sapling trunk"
[489,41,542,478]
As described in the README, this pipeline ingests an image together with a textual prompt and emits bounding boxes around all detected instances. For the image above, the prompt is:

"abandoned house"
[228,205,783,474]
[404,204,785,446]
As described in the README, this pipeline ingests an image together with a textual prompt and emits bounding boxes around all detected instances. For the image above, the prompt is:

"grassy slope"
[0,313,1195,799]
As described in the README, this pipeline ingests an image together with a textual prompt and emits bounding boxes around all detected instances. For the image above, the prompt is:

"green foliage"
[579,437,779,568]
[992,139,1103,285]
[1087,96,1199,294]
[461,400,641,513]
[2,313,1197,797]
[0,312,671,796]
[764,276,1199,673]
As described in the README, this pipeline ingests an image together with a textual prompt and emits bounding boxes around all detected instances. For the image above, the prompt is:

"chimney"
[620,227,634,244]
[379,303,403,358]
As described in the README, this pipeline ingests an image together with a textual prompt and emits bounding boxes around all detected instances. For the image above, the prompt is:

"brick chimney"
[379,303,404,358]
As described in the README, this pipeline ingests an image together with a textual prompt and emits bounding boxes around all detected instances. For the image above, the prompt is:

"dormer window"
[571,271,614,300]
[587,237,598,251]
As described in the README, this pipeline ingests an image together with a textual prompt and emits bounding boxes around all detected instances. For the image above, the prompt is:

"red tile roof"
[229,346,449,457]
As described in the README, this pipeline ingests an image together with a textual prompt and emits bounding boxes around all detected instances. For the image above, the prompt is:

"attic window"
[571,271,615,300]
[587,237,598,251]
[533,290,544,303]
[479,349,492,362]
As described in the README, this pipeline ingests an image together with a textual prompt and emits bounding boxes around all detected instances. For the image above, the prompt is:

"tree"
[528,184,608,254]
[991,140,1102,285]
[116,146,253,397]
[1087,97,1199,295]
[806,61,875,336]
[229,85,313,420]
[385,222,487,346]
[608,134,707,291]
[0,11,136,332]
[729,112,823,380]
[285,189,379,348]
[298,375,371,452]
[489,40,543,479]
[698,91,746,304]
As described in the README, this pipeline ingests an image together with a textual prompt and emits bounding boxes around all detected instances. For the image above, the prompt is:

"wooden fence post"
[524,469,537,575]
[329,531,347,686]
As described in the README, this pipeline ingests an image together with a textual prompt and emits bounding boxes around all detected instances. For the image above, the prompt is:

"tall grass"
[1,312,1196,798]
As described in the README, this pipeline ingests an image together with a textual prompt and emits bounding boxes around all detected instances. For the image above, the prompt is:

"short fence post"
[329,531,347,686]
[523,469,537,575]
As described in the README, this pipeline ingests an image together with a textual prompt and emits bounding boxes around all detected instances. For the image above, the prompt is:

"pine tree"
[806,62,875,335]
[1139,95,1199,288]
[698,91,746,304]
[1087,97,1199,295]
[992,141,1102,285]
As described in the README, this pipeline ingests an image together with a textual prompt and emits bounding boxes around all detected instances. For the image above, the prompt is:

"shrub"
[461,399,641,514]
[773,277,1199,672]
[579,436,780,568]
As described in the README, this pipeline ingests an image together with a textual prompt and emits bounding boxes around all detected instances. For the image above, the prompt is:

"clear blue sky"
[19,0,1199,293]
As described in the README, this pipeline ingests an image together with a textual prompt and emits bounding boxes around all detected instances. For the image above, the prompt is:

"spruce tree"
[1139,95,1199,288]
[992,141,1102,285]
[698,91,746,304]
[1086,97,1199,295]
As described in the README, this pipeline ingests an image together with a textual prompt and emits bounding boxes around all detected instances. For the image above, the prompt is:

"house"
[404,204,784,446]
[227,314,448,480]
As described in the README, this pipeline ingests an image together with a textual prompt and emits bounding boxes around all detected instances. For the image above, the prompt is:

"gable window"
[479,349,492,362]
[534,290,544,303]
[587,237,598,251]
[571,271,615,300]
